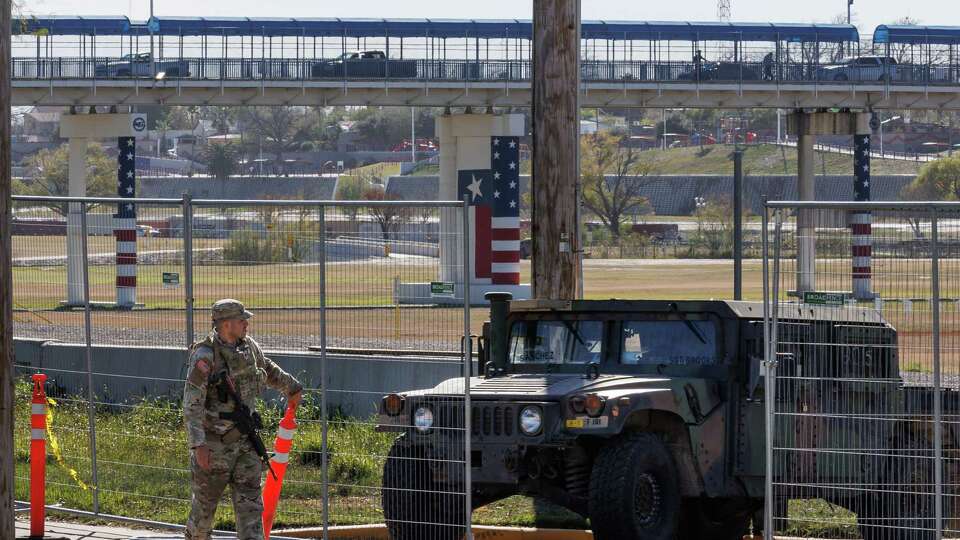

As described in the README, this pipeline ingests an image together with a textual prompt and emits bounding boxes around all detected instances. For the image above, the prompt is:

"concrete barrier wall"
[13,339,465,418]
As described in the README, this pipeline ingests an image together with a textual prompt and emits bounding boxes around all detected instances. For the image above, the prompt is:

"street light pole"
[847,0,853,24]
[149,0,156,75]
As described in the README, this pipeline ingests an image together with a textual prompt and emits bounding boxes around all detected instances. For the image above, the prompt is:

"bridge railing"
[11,56,960,86]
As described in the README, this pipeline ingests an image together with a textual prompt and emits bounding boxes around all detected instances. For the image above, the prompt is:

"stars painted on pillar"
[509,180,517,189]
[494,190,501,198]
[126,152,134,161]
[509,200,517,208]
[509,140,517,149]
[854,133,871,202]
[466,174,483,201]
[493,151,500,160]
[509,162,516,170]
[494,171,501,180]
[493,138,500,146]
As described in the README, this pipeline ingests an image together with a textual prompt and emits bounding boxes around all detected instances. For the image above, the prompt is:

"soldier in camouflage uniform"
[183,299,303,540]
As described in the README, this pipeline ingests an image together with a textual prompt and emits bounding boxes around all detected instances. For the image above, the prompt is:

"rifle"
[213,371,278,481]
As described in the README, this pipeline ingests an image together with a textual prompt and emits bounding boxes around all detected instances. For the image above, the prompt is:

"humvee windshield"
[508,320,603,364]
[621,320,718,366]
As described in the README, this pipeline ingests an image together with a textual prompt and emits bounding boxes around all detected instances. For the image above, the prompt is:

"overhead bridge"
[12,17,960,109]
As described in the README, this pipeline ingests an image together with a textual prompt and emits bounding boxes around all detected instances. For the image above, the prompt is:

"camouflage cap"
[211,299,254,321]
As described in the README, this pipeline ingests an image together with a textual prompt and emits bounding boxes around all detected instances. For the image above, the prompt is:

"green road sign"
[162,272,180,288]
[803,291,845,306]
[430,281,455,297]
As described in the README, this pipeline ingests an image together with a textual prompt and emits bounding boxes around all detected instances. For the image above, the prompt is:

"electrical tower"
[717,0,731,21]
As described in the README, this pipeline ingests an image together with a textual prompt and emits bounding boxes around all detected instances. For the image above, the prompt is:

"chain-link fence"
[763,201,960,540]
[12,195,474,538]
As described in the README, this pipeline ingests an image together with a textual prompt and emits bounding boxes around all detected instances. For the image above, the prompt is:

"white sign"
[131,114,148,137]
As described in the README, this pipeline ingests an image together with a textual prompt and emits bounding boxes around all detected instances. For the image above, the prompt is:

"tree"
[349,107,438,151]
[202,142,240,180]
[362,184,410,240]
[202,106,237,135]
[902,154,960,201]
[691,196,738,258]
[22,142,116,215]
[580,132,655,238]
[238,107,315,174]
[334,174,368,223]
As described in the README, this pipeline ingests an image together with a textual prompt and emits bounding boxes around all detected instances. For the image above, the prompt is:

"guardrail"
[11,56,960,85]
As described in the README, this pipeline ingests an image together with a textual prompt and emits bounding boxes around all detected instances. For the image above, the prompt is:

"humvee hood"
[404,374,674,399]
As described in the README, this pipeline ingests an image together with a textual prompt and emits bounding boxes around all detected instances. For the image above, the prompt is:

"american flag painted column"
[852,133,873,300]
[115,136,137,307]
[458,136,522,286]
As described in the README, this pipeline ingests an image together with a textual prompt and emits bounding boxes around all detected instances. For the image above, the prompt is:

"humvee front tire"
[680,498,753,540]
[588,432,682,540]
[382,435,465,540]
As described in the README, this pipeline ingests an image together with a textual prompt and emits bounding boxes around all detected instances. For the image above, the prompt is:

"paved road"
[15,517,166,539]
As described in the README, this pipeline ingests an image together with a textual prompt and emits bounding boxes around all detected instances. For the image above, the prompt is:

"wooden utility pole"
[531,0,581,300]
[0,0,14,537]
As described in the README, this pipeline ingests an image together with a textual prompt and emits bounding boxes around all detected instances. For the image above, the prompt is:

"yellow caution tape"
[45,397,89,491]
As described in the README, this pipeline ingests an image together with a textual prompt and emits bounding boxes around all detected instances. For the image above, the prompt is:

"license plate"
[565,416,608,429]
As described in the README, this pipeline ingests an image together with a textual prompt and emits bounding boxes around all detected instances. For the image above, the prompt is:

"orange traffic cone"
[262,402,298,539]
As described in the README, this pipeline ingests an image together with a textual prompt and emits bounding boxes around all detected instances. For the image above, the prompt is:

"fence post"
[182,194,194,347]
[762,207,772,540]
[765,208,784,540]
[318,205,329,540]
[931,208,943,538]
[79,203,100,514]
[461,197,473,540]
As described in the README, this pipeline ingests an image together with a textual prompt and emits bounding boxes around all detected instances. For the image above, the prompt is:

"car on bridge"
[818,55,899,82]
[677,61,761,82]
[94,53,190,78]
[310,50,417,78]
[377,295,959,540]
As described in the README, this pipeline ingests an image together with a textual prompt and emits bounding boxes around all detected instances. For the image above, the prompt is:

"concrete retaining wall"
[14,339,465,418]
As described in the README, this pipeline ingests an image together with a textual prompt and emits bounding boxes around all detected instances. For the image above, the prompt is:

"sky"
[20,0,958,36]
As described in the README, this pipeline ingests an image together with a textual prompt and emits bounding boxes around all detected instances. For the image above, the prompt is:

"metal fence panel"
[764,202,960,540]
[12,195,472,539]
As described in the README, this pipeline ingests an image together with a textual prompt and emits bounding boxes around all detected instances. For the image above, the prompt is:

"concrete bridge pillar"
[60,112,147,308]
[788,111,873,298]
[403,112,530,304]
[852,120,874,301]
[65,136,88,305]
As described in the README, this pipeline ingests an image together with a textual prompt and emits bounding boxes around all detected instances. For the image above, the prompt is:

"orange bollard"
[262,402,298,539]
[30,373,48,538]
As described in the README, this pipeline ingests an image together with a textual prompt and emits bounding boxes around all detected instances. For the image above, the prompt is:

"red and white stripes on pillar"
[851,213,873,297]
[852,132,873,300]
[30,373,48,538]
[115,136,137,307]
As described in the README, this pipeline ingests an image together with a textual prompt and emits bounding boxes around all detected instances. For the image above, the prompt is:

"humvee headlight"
[584,394,606,418]
[413,405,434,432]
[569,395,587,414]
[383,394,404,416]
[519,406,543,436]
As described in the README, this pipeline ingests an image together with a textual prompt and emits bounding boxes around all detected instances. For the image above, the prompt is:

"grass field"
[14,256,959,364]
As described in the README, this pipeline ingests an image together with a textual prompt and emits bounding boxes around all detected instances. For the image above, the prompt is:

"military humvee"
[377,294,953,540]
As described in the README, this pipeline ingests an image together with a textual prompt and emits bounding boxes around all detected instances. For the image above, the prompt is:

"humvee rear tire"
[588,432,681,540]
[382,435,465,540]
